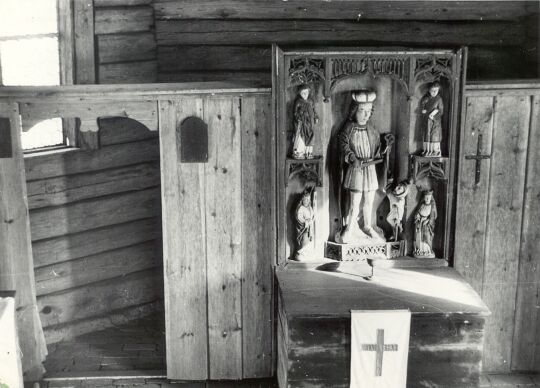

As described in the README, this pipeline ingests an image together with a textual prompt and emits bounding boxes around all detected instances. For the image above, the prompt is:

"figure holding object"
[413,189,437,258]
[336,90,392,244]
[292,85,319,159]
[294,186,315,260]
[420,81,444,157]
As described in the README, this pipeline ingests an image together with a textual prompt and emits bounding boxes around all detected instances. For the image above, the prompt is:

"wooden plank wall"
[94,0,157,83]
[25,117,163,344]
[455,84,540,373]
[160,93,275,380]
[153,0,539,84]
[0,103,47,381]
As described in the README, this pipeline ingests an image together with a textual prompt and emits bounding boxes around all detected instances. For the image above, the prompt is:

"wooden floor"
[44,315,166,377]
[481,374,540,387]
[41,374,539,387]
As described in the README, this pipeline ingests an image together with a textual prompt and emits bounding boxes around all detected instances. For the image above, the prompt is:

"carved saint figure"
[420,81,443,157]
[386,180,410,241]
[295,188,315,260]
[292,85,318,159]
[413,190,437,258]
[337,90,389,244]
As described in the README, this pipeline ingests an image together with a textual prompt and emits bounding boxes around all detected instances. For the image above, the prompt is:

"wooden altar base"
[277,266,490,388]
[325,240,406,261]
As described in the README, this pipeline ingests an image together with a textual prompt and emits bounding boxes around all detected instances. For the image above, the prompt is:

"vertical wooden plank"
[511,94,540,372]
[205,97,243,379]
[58,0,78,146]
[74,0,98,149]
[454,96,494,293]
[74,0,95,84]
[0,103,47,381]
[482,95,530,372]
[159,98,208,380]
[58,0,75,85]
[241,95,274,378]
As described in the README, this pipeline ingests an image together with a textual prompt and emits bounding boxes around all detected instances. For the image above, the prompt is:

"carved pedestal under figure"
[294,188,315,260]
[336,90,391,244]
[386,180,410,241]
[292,85,318,159]
[420,81,444,157]
[413,190,437,258]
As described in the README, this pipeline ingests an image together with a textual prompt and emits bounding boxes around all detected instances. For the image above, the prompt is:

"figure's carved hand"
[353,158,364,168]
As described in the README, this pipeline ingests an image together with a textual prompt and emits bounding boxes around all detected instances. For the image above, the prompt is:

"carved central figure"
[337,90,386,244]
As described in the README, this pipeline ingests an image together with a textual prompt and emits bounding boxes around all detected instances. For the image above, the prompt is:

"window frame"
[0,0,78,152]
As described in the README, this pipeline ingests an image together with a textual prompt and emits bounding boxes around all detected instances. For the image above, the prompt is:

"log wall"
[152,1,538,85]
[455,82,540,373]
[94,0,157,83]
[83,1,538,85]
[25,117,163,344]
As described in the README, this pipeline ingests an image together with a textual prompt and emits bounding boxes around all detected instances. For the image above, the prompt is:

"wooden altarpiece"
[273,46,490,387]
[274,46,468,264]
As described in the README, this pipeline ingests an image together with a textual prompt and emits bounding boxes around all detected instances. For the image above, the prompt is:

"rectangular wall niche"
[178,116,208,163]
[0,118,13,158]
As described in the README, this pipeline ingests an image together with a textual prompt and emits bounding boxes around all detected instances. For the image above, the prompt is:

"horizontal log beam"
[30,186,160,241]
[97,32,156,64]
[95,0,152,6]
[0,84,270,102]
[38,268,162,327]
[27,162,159,209]
[99,61,158,84]
[155,20,529,46]
[158,71,270,85]
[43,300,162,344]
[35,241,161,295]
[32,217,160,267]
[95,6,154,35]
[158,45,270,71]
[153,1,538,21]
[156,45,538,85]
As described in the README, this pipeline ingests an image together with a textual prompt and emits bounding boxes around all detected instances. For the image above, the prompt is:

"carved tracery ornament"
[288,58,325,87]
[414,56,453,83]
[330,57,411,95]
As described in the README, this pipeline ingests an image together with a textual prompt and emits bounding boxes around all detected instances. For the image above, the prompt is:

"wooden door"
[159,93,275,380]
[455,82,540,372]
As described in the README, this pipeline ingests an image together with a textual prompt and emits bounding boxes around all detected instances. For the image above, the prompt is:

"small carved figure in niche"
[337,90,391,244]
[292,85,319,159]
[420,81,444,157]
[386,179,410,241]
[294,187,315,260]
[413,189,437,258]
